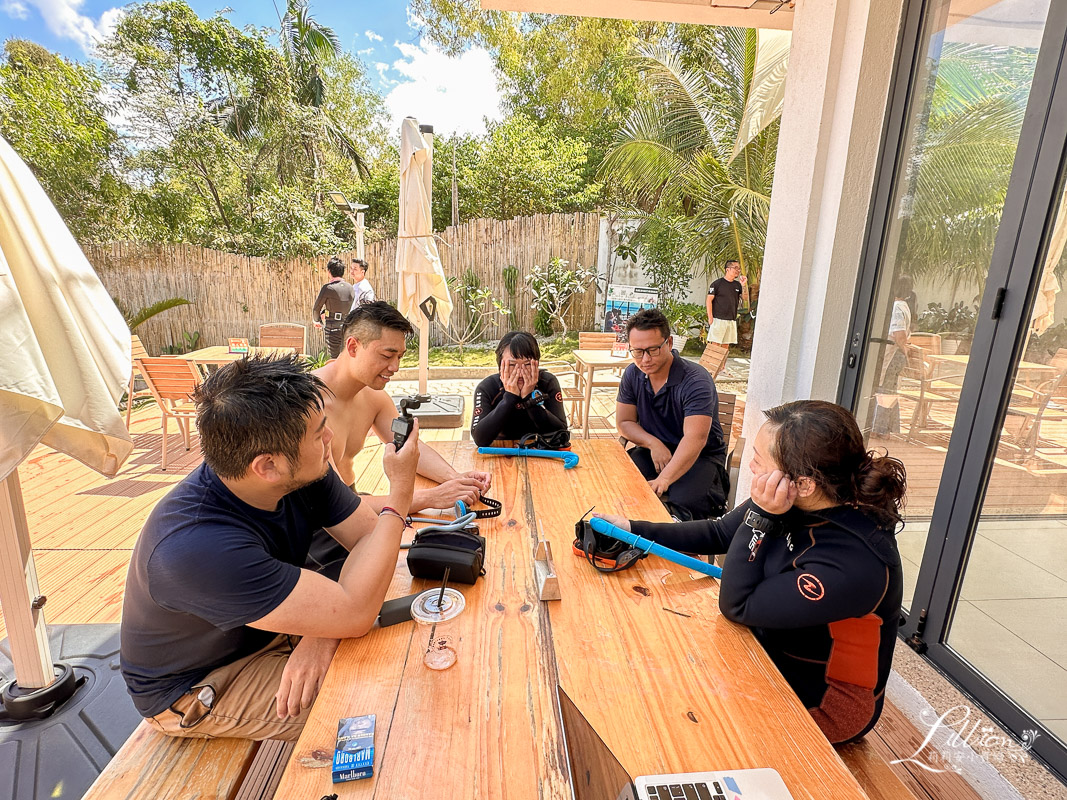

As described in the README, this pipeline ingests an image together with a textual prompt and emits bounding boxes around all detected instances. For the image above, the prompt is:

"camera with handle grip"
[392,394,430,450]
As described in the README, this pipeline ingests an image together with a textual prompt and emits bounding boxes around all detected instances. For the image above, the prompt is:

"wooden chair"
[540,359,586,427]
[1003,361,1067,460]
[578,331,619,350]
[136,357,202,470]
[895,345,963,440]
[577,331,624,392]
[700,341,730,378]
[125,334,153,429]
[259,323,307,354]
[908,332,941,356]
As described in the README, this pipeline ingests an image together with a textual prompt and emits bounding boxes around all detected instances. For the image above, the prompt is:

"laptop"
[556,685,795,800]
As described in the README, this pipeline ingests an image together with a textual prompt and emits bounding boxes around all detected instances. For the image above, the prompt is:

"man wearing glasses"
[617,309,727,520]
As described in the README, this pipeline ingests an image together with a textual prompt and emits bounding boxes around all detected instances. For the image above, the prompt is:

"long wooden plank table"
[274,441,871,799]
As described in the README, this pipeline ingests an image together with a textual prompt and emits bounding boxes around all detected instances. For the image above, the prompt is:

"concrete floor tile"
[948,602,1067,720]
[1042,719,1067,746]
[970,598,1067,669]
[957,536,1067,601]
[979,521,1067,578]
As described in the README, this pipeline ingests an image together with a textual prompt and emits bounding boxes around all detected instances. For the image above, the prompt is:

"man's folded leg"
[146,634,311,742]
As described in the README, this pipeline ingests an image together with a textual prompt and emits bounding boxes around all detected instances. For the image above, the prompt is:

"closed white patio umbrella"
[396,117,453,393]
[0,135,132,711]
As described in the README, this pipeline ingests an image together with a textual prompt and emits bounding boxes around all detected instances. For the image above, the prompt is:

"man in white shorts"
[702,260,748,377]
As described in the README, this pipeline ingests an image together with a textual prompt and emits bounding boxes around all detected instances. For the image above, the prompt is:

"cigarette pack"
[332,714,375,783]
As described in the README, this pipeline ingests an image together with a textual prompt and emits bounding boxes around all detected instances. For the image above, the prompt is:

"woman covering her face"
[470,331,569,447]
[598,400,906,744]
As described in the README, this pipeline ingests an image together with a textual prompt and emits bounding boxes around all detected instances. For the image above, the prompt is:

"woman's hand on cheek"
[750,469,797,515]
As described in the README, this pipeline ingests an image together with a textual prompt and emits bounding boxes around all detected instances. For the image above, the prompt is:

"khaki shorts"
[708,318,738,345]
[145,634,310,742]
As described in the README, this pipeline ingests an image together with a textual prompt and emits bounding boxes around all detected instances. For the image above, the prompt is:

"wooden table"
[181,345,297,366]
[274,441,871,800]
[572,348,629,439]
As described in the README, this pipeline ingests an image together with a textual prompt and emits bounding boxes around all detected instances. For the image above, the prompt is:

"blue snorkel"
[589,517,722,579]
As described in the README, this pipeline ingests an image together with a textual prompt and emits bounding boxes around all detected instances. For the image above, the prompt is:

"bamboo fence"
[87,212,602,355]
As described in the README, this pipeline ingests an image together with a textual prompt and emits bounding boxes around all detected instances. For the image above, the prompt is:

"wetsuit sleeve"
[718,513,892,629]
[311,285,328,323]
[527,373,568,432]
[471,377,514,446]
[630,503,747,555]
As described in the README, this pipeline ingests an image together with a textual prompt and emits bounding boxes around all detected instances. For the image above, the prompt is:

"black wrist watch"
[744,508,784,536]
[528,389,546,408]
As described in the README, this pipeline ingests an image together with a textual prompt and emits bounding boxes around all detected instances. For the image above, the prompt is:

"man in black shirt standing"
[703,260,749,378]
[470,331,569,446]
[312,257,355,359]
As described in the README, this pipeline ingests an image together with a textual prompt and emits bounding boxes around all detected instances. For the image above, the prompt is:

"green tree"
[0,40,128,242]
[469,114,601,220]
[600,28,776,299]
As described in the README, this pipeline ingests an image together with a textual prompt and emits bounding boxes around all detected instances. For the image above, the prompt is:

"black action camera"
[391,394,430,450]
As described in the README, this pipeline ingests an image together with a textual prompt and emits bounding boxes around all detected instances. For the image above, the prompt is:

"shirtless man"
[307,301,491,572]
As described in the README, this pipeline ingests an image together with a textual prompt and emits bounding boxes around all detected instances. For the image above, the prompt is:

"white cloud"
[383,39,502,137]
[357,47,374,56]
[9,0,122,54]
[364,29,383,42]
[2,0,30,21]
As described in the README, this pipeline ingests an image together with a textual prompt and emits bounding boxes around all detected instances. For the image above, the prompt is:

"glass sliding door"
[946,182,1067,749]
[848,0,1052,610]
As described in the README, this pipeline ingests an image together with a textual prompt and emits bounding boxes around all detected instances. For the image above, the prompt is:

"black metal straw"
[426,567,451,655]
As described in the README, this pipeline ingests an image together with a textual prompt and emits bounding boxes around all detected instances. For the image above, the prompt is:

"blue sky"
[0,0,503,134]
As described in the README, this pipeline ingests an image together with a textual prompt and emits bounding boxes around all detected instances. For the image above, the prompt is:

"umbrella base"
[390,394,465,428]
[1,662,80,721]
[0,624,141,800]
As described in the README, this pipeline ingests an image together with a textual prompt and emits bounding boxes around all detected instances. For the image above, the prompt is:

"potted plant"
[659,300,707,355]
[915,302,978,355]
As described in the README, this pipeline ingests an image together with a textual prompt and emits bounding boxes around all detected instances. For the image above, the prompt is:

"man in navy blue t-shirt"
[617,309,727,520]
[120,355,419,742]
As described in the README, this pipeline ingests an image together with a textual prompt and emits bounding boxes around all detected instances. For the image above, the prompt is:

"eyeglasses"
[628,340,668,359]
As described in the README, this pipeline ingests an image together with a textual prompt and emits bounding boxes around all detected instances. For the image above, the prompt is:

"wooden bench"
[836,699,986,800]
[82,720,291,800]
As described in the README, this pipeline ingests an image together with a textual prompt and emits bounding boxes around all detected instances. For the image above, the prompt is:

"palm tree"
[600,28,776,299]
[214,0,369,182]
[897,42,1037,295]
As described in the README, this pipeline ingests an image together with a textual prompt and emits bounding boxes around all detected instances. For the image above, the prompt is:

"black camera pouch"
[406,528,486,585]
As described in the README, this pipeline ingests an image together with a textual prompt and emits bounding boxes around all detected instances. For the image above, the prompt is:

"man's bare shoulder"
[356,385,399,413]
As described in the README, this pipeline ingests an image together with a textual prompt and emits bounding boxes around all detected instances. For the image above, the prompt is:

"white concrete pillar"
[738,0,907,497]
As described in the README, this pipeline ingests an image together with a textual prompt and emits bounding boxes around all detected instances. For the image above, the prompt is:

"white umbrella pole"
[0,468,54,688]
[356,210,366,261]
[419,318,430,395]
[419,126,434,396]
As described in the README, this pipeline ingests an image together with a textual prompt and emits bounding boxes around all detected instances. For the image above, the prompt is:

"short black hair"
[495,331,540,365]
[342,300,414,344]
[625,308,670,340]
[326,257,345,278]
[725,260,740,270]
[193,354,327,479]
[351,258,369,274]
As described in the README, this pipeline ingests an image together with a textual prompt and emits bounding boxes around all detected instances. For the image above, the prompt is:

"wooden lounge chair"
[125,334,153,429]
[136,357,202,470]
[259,322,307,354]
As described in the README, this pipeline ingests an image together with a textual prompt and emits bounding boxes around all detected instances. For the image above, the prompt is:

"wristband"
[379,506,407,523]
[743,507,784,536]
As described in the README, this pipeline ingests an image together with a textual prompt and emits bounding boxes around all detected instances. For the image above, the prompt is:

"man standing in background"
[312,257,354,359]
[350,259,376,308]
[702,260,749,378]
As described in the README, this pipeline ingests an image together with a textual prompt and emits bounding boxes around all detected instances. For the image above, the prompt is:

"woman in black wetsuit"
[470,331,569,447]
[598,400,906,744]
